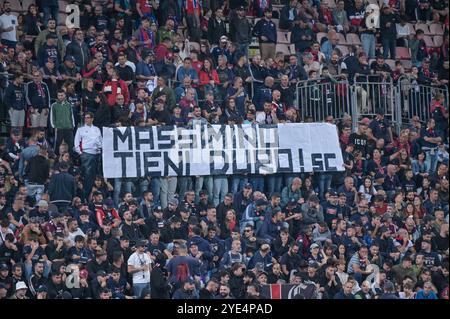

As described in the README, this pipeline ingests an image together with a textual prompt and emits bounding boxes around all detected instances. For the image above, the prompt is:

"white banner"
[102,123,344,178]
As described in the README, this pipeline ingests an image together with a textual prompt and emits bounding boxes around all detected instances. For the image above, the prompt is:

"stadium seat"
[396,47,411,59]
[405,23,416,35]
[316,32,327,44]
[385,59,396,70]
[346,33,361,45]
[336,32,346,45]
[401,60,412,70]
[277,31,290,44]
[10,1,23,12]
[434,35,443,47]
[22,0,36,11]
[336,45,349,56]
[415,23,431,35]
[429,23,444,35]
[423,35,435,48]
[276,44,293,56]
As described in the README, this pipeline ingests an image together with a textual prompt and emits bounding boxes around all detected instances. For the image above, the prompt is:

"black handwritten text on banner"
[102,123,344,178]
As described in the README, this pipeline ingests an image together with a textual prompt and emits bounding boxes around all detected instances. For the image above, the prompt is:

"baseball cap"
[382,213,392,222]
[243,183,253,189]
[36,285,48,293]
[11,127,21,135]
[64,55,76,62]
[237,5,245,11]
[255,199,269,206]
[96,270,108,277]
[310,243,320,250]
[169,198,179,206]
[383,280,395,292]
[359,117,371,125]
[329,189,338,196]
[308,260,319,269]
[37,200,48,208]
[220,35,228,42]
[51,211,63,219]
[184,277,195,285]
[135,240,147,247]
[0,263,8,271]
[153,206,163,213]
[104,198,114,208]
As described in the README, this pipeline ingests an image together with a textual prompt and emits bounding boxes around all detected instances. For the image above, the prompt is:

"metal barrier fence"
[295,74,449,134]
[396,75,449,124]
[295,76,352,122]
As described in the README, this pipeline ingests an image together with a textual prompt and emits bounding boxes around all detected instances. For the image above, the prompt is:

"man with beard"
[120,211,145,246]
[274,75,295,109]
[216,283,233,299]
[28,261,47,298]
[322,190,339,227]
[160,216,185,244]
[233,183,253,221]
[216,194,233,225]
[163,198,179,220]
[318,264,342,299]
[46,271,68,299]
[145,206,166,233]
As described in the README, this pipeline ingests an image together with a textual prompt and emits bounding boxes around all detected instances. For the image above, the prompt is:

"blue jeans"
[425,149,439,174]
[318,173,333,200]
[177,177,193,200]
[195,176,213,203]
[382,37,396,59]
[114,178,134,206]
[266,174,283,196]
[213,176,228,206]
[43,5,59,25]
[80,153,99,198]
[361,33,376,59]
[231,175,248,194]
[250,175,265,193]
[132,282,150,298]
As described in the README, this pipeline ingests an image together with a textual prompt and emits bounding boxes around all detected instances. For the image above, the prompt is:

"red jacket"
[102,79,130,106]
[199,69,219,87]
[95,206,121,228]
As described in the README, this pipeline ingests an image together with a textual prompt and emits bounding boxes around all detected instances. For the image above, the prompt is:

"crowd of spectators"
[0,0,448,299]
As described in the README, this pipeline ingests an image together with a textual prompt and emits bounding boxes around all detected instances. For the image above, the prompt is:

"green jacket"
[50,100,75,129]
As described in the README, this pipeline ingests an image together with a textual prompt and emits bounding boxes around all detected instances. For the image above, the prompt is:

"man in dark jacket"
[65,29,91,69]
[24,147,49,202]
[291,18,315,54]
[4,73,26,130]
[379,280,399,299]
[280,0,298,30]
[334,281,355,299]
[48,162,76,213]
[252,8,277,60]
[208,8,227,45]
[26,71,51,129]
[229,6,252,57]
[150,254,170,299]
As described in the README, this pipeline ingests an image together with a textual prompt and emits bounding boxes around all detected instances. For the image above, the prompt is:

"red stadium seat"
[346,33,361,45]
[396,47,411,59]
[405,23,416,35]
[423,35,435,47]
[429,23,444,35]
[415,23,431,35]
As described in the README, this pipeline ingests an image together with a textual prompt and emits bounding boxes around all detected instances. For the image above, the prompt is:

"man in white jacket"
[74,112,102,198]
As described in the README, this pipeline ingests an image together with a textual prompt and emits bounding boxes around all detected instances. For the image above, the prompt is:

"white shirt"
[74,124,102,155]
[128,252,152,284]
[0,13,18,41]
[67,229,86,245]
[396,23,411,38]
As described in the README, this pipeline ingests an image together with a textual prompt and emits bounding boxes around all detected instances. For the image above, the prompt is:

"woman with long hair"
[82,78,101,115]
[89,176,113,201]
[358,176,377,202]
[412,151,428,185]
[413,196,426,223]
[24,4,42,36]
[198,58,219,97]
[220,209,239,240]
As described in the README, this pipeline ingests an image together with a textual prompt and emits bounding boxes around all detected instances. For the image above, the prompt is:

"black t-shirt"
[280,252,303,273]
[349,132,368,157]
[149,109,174,125]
